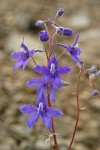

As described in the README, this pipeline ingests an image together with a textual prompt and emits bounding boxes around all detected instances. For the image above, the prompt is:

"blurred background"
[0,0,100,150]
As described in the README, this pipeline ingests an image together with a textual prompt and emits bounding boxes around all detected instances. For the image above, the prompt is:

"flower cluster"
[11,7,100,150]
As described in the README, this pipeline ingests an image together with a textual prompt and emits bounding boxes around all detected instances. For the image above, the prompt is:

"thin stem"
[47,85,59,150]
[68,69,82,150]
[43,42,49,61]
[57,49,66,60]
[80,95,91,110]
[31,57,36,65]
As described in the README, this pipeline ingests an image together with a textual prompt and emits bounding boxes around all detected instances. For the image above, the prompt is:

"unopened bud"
[35,20,44,27]
[56,8,64,17]
[55,26,74,36]
[91,90,99,97]
[39,30,49,42]
[86,65,97,74]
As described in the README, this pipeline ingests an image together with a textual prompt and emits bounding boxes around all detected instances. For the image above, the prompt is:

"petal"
[27,113,39,128]
[46,107,63,117]
[50,85,56,102]
[37,84,46,98]
[22,59,29,70]
[48,55,58,69]
[34,65,49,75]
[13,60,23,71]
[53,75,61,88]
[71,55,80,62]
[19,104,38,114]
[11,51,21,59]
[29,50,34,57]
[73,33,80,46]
[26,78,42,87]
[36,93,47,107]
[57,66,72,75]
[42,113,52,129]
[21,38,29,52]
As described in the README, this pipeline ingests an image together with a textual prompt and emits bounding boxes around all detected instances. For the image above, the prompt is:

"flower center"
[38,102,44,112]
[50,63,56,75]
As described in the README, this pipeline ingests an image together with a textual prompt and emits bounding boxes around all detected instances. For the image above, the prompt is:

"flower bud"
[56,8,64,17]
[91,89,99,97]
[35,20,44,27]
[56,26,73,36]
[63,28,74,36]
[39,30,49,42]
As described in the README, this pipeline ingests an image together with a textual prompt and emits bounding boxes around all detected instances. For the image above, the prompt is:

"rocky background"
[0,0,100,150]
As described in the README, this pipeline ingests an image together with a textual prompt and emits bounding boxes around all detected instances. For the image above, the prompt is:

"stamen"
[50,63,56,74]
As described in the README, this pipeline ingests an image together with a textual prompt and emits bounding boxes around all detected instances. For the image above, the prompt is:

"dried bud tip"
[35,20,44,27]
[91,90,99,97]
[56,8,64,17]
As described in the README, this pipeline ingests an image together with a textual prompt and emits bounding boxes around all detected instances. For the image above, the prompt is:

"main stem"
[68,69,82,150]
[47,85,59,150]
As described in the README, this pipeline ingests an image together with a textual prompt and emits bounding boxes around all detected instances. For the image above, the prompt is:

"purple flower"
[56,33,82,62]
[33,55,72,88]
[19,94,63,129]
[56,26,74,36]
[39,30,49,42]
[26,78,59,102]
[11,38,42,71]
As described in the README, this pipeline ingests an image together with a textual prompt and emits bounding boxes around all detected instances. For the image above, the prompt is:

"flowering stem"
[47,85,59,150]
[68,69,82,150]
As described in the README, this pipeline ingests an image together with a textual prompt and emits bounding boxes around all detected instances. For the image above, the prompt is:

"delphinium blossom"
[27,78,57,102]
[34,55,72,88]
[11,7,100,150]
[56,33,82,62]
[19,94,63,129]
[11,38,43,71]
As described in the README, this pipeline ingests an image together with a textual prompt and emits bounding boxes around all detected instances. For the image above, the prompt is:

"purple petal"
[27,113,39,128]
[29,50,34,57]
[21,38,29,52]
[71,55,80,62]
[42,113,52,129]
[53,75,61,88]
[26,78,42,87]
[11,51,21,59]
[46,107,63,117]
[36,93,47,107]
[34,65,49,75]
[50,85,56,102]
[63,28,74,36]
[19,104,38,114]
[13,60,23,71]
[48,55,58,69]
[22,59,29,70]
[73,33,80,46]
[57,66,72,75]
[37,84,46,98]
